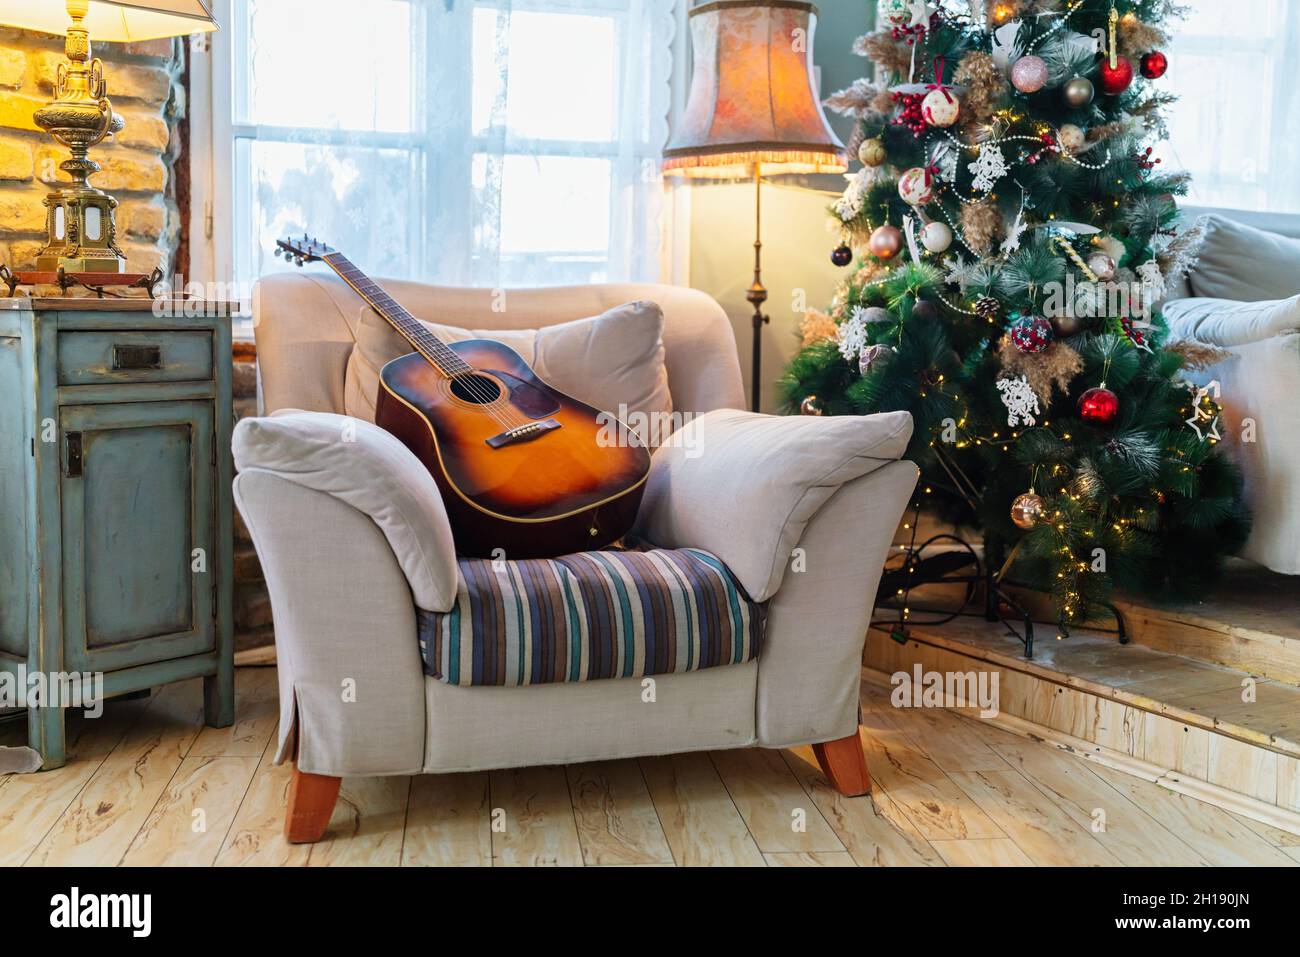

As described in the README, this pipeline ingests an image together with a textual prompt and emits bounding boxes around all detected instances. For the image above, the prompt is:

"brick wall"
[0,28,185,274]
[231,345,273,654]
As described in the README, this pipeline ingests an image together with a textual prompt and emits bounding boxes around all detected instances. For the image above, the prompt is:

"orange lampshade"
[664,0,846,179]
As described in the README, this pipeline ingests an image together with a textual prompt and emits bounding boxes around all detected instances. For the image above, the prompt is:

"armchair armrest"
[1164,295,1300,348]
[633,408,913,602]
[232,412,458,612]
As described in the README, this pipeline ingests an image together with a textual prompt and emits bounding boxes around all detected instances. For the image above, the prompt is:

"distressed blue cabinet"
[0,299,235,769]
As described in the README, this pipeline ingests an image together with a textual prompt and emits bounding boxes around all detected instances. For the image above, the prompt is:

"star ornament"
[908,0,936,29]
[1186,381,1223,442]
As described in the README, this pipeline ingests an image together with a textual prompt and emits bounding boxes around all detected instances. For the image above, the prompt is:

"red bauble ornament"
[1140,51,1168,80]
[1010,315,1054,354]
[1099,56,1134,96]
[1078,386,1120,426]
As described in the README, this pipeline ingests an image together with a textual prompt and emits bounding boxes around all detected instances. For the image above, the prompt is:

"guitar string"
[331,259,524,428]
[324,255,531,433]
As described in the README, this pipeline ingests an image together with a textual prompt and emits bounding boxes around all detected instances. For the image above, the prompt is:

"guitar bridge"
[485,418,562,449]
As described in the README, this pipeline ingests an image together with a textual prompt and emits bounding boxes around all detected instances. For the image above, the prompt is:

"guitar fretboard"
[324,253,470,378]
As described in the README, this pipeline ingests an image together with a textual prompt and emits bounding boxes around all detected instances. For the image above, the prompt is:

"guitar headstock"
[275,234,336,267]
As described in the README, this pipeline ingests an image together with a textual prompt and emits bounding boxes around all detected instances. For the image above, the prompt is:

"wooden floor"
[2,667,1297,867]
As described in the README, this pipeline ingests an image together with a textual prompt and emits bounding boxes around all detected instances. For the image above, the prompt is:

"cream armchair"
[237,274,918,842]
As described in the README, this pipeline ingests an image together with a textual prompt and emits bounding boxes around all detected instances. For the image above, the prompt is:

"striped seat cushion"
[416,548,764,687]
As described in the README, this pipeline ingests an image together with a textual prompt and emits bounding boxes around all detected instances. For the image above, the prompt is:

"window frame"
[191,0,667,311]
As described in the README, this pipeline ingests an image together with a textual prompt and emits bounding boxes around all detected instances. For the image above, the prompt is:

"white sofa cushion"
[1164,295,1300,348]
[1190,215,1300,302]
[343,300,674,442]
[633,408,914,602]
[232,412,459,611]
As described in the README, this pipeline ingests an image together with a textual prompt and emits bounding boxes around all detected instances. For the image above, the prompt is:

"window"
[208,0,676,294]
[1162,0,1300,213]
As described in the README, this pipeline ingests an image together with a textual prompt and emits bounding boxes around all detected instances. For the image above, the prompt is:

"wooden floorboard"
[2,666,1293,867]
[566,760,674,866]
[639,752,766,867]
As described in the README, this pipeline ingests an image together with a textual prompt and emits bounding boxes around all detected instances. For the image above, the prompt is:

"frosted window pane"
[472,9,618,142]
[245,0,413,132]
[241,139,420,282]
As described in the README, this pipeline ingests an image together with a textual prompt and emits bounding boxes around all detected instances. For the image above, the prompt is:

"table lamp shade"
[664,0,845,178]
[0,0,216,41]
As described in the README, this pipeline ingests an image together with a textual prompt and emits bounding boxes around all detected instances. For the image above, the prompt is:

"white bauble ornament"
[922,88,960,128]
[858,137,887,168]
[1011,55,1049,94]
[1087,252,1117,281]
[878,0,911,26]
[898,167,935,206]
[1057,124,1086,152]
[921,221,953,253]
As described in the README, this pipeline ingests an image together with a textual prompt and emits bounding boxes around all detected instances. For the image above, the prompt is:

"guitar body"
[376,339,651,558]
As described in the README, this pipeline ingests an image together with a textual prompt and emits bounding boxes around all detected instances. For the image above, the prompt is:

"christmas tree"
[781,0,1249,626]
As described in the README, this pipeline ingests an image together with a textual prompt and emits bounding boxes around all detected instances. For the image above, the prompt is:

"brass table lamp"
[0,1,217,273]
[664,0,845,412]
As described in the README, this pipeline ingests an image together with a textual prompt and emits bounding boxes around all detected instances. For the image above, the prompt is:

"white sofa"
[1164,211,1300,575]
[236,274,918,841]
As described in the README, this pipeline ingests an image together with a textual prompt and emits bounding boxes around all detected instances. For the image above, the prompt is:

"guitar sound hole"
[450,374,502,405]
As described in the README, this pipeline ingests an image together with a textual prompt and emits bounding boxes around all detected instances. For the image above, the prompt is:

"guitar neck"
[322,253,466,378]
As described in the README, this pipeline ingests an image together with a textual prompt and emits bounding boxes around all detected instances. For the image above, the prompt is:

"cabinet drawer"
[57,330,213,386]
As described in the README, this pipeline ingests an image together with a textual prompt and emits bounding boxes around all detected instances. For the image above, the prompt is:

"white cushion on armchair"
[232,412,459,612]
[1164,295,1300,347]
[634,408,915,602]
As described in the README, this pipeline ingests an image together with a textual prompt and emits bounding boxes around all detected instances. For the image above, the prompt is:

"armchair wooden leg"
[813,733,872,797]
[285,767,341,844]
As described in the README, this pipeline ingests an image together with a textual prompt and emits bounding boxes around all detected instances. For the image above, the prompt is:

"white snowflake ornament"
[997,375,1041,427]
[837,310,870,362]
[969,143,1008,194]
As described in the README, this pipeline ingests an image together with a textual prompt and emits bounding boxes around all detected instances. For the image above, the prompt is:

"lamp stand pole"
[745,162,769,413]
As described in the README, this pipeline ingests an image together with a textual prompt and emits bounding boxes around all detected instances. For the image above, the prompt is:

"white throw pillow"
[633,408,915,602]
[343,301,673,442]
[232,412,459,612]
[1163,295,1300,348]
[1190,216,1300,302]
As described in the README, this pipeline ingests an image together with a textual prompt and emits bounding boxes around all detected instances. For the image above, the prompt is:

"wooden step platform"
[865,617,1300,836]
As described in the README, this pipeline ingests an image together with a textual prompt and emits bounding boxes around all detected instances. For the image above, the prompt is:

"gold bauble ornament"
[1057,124,1086,152]
[800,395,825,416]
[869,225,903,260]
[1010,491,1045,530]
[858,137,887,168]
[1086,252,1117,281]
[1063,76,1096,109]
[1052,313,1084,337]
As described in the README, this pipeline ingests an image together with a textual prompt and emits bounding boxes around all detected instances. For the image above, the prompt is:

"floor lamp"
[663,0,845,412]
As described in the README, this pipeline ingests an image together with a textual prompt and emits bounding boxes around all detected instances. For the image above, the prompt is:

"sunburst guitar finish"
[273,236,650,558]
[377,341,649,558]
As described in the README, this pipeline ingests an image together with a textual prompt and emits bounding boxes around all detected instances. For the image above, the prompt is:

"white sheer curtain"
[1161,0,1300,214]
[228,0,676,292]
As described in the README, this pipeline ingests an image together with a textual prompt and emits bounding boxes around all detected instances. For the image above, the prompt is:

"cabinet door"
[61,401,216,672]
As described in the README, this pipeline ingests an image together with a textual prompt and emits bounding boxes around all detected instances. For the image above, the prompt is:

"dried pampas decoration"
[800,310,839,348]
[824,79,890,121]
[1165,338,1235,371]
[1156,224,1205,287]
[1117,16,1170,57]
[961,202,1005,257]
[953,52,1006,127]
[997,337,1085,404]
[858,31,915,79]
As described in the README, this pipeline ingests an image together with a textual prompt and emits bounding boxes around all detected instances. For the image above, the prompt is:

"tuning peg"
[295,257,304,267]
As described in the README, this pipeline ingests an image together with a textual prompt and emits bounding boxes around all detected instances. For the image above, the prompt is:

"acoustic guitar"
[275,236,651,559]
